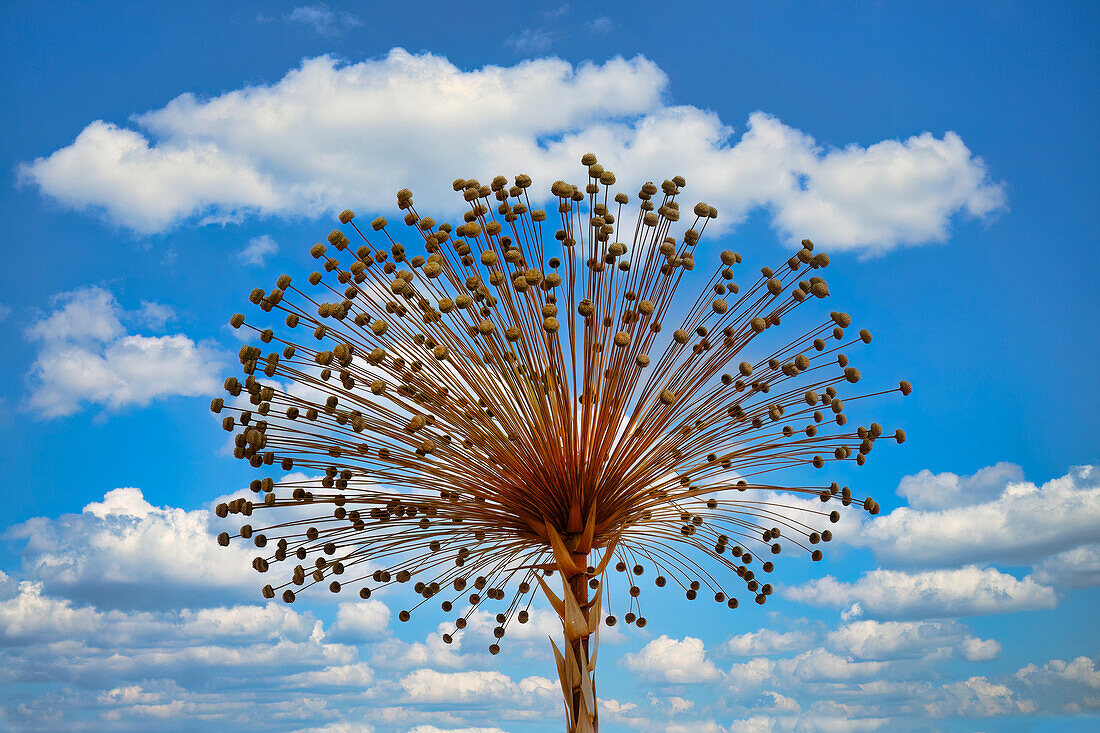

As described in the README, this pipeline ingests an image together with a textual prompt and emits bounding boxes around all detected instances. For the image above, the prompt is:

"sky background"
[0,1,1097,731]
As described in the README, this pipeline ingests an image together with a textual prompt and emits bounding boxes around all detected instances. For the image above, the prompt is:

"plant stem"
[550,554,599,732]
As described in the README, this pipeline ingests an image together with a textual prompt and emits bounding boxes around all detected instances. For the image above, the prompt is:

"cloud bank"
[2,478,1098,730]
[857,464,1100,568]
[20,49,1004,253]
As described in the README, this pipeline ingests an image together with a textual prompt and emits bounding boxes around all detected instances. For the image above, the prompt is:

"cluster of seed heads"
[213,153,909,658]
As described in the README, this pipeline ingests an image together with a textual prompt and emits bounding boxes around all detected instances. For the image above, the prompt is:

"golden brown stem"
[544,547,601,733]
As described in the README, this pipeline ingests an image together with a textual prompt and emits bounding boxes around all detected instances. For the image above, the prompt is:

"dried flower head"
[214,154,909,732]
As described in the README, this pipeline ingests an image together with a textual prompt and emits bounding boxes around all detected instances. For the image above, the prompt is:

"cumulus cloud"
[0,490,575,730]
[407,728,508,733]
[20,49,1003,253]
[0,577,318,650]
[398,669,555,705]
[924,676,1036,717]
[0,476,1093,732]
[721,647,1098,726]
[725,656,779,693]
[857,464,1100,570]
[724,629,813,657]
[621,635,721,682]
[1012,656,1100,715]
[7,487,258,609]
[894,462,1024,510]
[236,233,279,266]
[24,285,221,417]
[725,650,892,695]
[1032,544,1100,588]
[0,575,354,689]
[780,648,891,682]
[962,636,1003,662]
[1015,656,1100,690]
[331,600,391,642]
[279,661,376,688]
[0,579,373,729]
[786,566,1056,618]
[719,648,1098,727]
[826,619,1000,662]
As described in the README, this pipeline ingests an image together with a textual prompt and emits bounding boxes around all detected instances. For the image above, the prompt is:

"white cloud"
[725,648,890,691]
[0,579,101,641]
[332,600,391,642]
[236,233,279,266]
[24,285,221,417]
[857,465,1100,569]
[26,283,123,343]
[408,728,508,733]
[962,636,1003,662]
[826,619,999,662]
[1012,656,1100,715]
[285,5,362,37]
[1032,544,1100,588]
[758,691,800,714]
[925,676,1036,717]
[895,462,1023,509]
[0,577,317,649]
[0,511,391,729]
[0,486,581,730]
[649,694,695,714]
[726,657,777,693]
[720,633,1096,729]
[368,626,465,671]
[786,566,1056,618]
[777,648,889,682]
[724,629,813,657]
[1015,656,1100,689]
[7,487,259,609]
[0,302,11,321]
[20,49,1004,253]
[720,645,1100,725]
[622,635,721,682]
[135,300,176,330]
[398,669,555,705]
[279,661,376,688]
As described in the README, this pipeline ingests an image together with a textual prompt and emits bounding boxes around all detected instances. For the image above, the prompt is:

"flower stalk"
[210,153,908,729]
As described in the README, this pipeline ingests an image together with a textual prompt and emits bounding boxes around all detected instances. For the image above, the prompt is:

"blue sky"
[0,2,1097,731]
